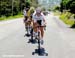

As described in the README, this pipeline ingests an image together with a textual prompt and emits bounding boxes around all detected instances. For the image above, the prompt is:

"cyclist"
[27,7,35,26]
[23,7,30,35]
[32,7,46,45]
[23,7,35,36]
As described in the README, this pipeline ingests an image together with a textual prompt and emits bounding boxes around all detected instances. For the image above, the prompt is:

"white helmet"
[36,7,41,14]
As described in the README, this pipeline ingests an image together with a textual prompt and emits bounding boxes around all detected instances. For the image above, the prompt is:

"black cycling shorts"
[37,20,42,26]
[24,16,28,22]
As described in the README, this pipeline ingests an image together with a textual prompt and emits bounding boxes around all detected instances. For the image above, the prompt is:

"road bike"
[32,25,48,56]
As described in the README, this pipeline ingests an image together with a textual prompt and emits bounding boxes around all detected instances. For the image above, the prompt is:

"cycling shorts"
[37,20,42,26]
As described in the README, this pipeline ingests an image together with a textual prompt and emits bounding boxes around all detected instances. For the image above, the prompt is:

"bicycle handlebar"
[34,25,46,28]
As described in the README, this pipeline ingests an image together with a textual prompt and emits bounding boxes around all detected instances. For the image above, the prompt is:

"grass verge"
[54,11,75,27]
[0,13,23,21]
[60,12,75,26]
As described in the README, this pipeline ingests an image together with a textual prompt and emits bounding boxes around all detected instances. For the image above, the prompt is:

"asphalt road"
[0,13,75,58]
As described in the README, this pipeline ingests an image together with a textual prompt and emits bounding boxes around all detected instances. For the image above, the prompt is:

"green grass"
[0,13,23,21]
[60,12,75,26]
[54,11,75,26]
[53,10,61,16]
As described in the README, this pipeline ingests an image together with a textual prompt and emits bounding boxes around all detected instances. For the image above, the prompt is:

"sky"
[38,0,61,8]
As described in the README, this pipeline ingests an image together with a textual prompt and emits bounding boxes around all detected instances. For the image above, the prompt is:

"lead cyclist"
[32,7,46,45]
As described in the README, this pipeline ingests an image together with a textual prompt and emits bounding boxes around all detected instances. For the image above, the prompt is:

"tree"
[70,1,75,13]
[60,0,75,13]
[0,0,38,17]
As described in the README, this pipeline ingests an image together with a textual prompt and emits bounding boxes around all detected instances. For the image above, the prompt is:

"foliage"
[41,7,46,11]
[54,6,60,11]
[0,13,23,21]
[70,1,75,13]
[60,0,75,13]
[0,0,38,18]
[48,8,51,11]
[60,12,75,26]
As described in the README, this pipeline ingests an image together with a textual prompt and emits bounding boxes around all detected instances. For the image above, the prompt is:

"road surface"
[0,12,75,58]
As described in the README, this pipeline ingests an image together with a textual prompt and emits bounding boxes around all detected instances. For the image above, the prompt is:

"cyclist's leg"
[25,22,29,34]
[40,27,44,39]
[24,16,28,31]
[33,22,38,38]
[37,20,44,39]
[39,20,44,45]
[28,20,32,35]
[27,16,33,34]
[29,18,33,35]
[34,20,44,45]
[30,21,33,34]
[25,17,30,35]
[39,27,44,45]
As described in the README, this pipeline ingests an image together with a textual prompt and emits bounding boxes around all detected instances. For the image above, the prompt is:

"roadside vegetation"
[60,12,75,26]
[0,0,38,21]
[54,0,75,28]
[0,13,23,21]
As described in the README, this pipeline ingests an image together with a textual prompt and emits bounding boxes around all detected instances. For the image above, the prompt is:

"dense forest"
[0,0,75,17]
[0,0,38,17]
[60,0,75,13]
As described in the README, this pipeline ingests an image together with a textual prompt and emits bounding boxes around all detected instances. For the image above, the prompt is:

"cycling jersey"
[23,9,27,16]
[23,8,32,22]
[33,14,45,26]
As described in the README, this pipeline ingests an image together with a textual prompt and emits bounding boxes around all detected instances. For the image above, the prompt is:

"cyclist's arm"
[32,14,37,23]
[42,15,46,26]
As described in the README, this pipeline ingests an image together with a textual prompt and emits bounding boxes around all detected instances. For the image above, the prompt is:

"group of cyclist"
[23,6,46,46]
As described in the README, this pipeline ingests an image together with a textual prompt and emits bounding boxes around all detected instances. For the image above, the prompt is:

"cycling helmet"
[36,7,41,14]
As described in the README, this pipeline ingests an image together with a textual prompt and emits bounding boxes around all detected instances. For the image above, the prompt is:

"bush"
[54,6,60,11]
[48,8,51,11]
[60,12,74,26]
[41,7,46,11]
